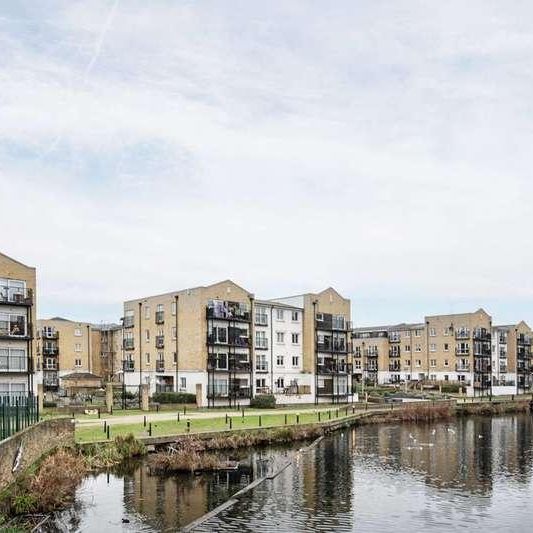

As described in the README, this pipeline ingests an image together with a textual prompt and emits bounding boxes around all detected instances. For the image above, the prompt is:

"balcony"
[156,360,165,372]
[317,340,350,353]
[365,350,379,357]
[255,314,268,326]
[123,316,135,328]
[389,333,401,343]
[0,287,33,306]
[207,334,250,348]
[388,350,401,358]
[255,337,268,350]
[41,331,59,340]
[499,350,507,358]
[155,311,164,324]
[455,364,471,372]
[44,362,58,371]
[317,361,351,374]
[455,330,470,340]
[123,338,134,350]
[388,364,401,372]
[123,360,135,372]
[499,366,508,373]
[473,329,491,342]
[455,347,470,356]
[155,336,164,349]
[230,358,251,372]
[498,335,507,344]
[315,314,352,332]
[518,335,532,346]
[474,347,491,357]
[206,301,250,322]
[42,346,58,356]
[0,359,28,373]
[231,387,252,399]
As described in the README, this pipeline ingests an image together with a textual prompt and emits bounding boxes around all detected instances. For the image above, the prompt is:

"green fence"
[0,395,39,441]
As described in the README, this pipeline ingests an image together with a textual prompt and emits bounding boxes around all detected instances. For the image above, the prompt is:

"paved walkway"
[76,405,348,427]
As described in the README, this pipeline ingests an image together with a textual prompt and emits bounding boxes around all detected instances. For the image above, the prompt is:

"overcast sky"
[1,1,532,326]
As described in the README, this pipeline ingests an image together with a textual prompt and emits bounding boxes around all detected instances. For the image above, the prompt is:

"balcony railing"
[518,335,532,346]
[207,301,250,322]
[156,360,165,372]
[255,314,268,326]
[207,334,250,347]
[317,341,350,353]
[473,330,491,342]
[0,287,33,306]
[388,365,401,372]
[389,334,401,343]
[123,316,135,328]
[388,350,401,358]
[474,347,491,357]
[255,337,268,349]
[44,363,58,371]
[498,335,507,344]
[155,336,164,349]
[365,350,379,357]
[318,362,352,374]
[41,331,59,340]
[455,330,470,340]
[455,348,470,355]
[155,311,164,324]
[123,338,134,350]
[42,347,58,356]
[455,364,471,372]
[0,319,30,340]
[123,360,135,372]
[0,359,28,372]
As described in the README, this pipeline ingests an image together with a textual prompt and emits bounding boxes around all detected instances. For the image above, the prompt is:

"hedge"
[250,394,276,409]
[151,392,196,404]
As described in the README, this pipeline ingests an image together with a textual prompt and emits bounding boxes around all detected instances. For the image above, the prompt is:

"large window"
[0,348,27,372]
[0,314,27,337]
[0,279,26,303]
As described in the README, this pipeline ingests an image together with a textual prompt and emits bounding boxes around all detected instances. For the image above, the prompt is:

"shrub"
[250,394,276,409]
[114,434,146,458]
[151,392,196,404]
[43,401,57,408]
[441,384,461,394]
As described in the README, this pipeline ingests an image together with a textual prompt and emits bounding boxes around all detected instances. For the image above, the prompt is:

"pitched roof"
[0,251,35,270]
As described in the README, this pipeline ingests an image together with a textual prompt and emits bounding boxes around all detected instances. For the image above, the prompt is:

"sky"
[1,1,532,326]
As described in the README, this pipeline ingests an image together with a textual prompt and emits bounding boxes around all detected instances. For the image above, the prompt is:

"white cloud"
[0,0,532,324]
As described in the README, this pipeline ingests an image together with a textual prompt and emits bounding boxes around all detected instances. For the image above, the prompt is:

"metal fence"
[0,395,39,441]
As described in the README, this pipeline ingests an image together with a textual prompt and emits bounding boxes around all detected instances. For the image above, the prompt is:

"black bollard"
[103,421,107,433]
[229,418,233,430]
[297,414,300,424]
[318,411,321,422]
[259,415,262,427]
[187,420,190,433]
[184,405,187,415]
[329,410,332,420]
[148,422,152,436]
[107,426,110,440]
[285,414,288,425]
[143,415,146,427]
[177,412,180,423]
[225,413,228,424]
[98,408,101,419]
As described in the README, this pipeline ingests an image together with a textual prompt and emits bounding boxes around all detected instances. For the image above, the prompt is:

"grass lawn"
[75,407,355,443]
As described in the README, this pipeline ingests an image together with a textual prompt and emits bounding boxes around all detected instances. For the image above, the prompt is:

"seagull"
[478,435,483,439]
[447,428,455,434]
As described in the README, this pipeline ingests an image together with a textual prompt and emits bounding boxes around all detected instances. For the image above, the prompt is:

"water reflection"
[49,415,533,532]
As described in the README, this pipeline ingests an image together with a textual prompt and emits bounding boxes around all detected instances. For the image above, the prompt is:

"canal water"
[49,414,533,532]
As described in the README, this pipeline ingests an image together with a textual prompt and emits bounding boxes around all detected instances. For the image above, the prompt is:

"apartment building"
[36,317,101,393]
[121,281,351,406]
[122,280,254,406]
[352,323,425,385]
[492,322,532,393]
[351,309,522,396]
[0,252,36,398]
[253,300,313,404]
[92,323,122,383]
[272,287,352,404]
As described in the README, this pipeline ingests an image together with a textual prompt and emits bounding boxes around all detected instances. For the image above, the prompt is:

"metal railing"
[0,287,33,306]
[0,395,39,441]
[123,316,135,328]
[156,360,165,372]
[155,336,164,348]
[155,311,164,324]
[123,338,134,350]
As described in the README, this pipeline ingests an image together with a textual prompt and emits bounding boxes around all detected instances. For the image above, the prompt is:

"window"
[430,343,436,352]
[276,332,285,343]
[404,330,410,338]
[74,328,82,337]
[171,301,177,316]
[276,309,284,320]
[291,333,299,344]
[316,313,324,321]
[430,359,436,367]
[172,327,177,339]
[146,353,151,365]
[74,343,81,352]
[415,360,421,367]
[414,330,421,337]
[275,377,285,390]
[0,348,27,372]
[144,306,150,320]
[0,314,26,337]
[210,326,227,344]
[444,343,449,352]
[145,329,150,342]
[430,374,437,381]
[415,344,421,352]
[256,353,268,371]
[215,353,228,370]
[405,359,411,366]
[444,359,449,367]
[180,377,186,390]
[256,330,268,349]
[292,356,299,367]
[404,345,411,353]
[276,355,284,366]
[355,346,361,356]
[173,352,177,364]
[256,378,266,388]
[429,327,436,337]
[75,358,82,367]
[291,311,299,321]
[157,304,163,312]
